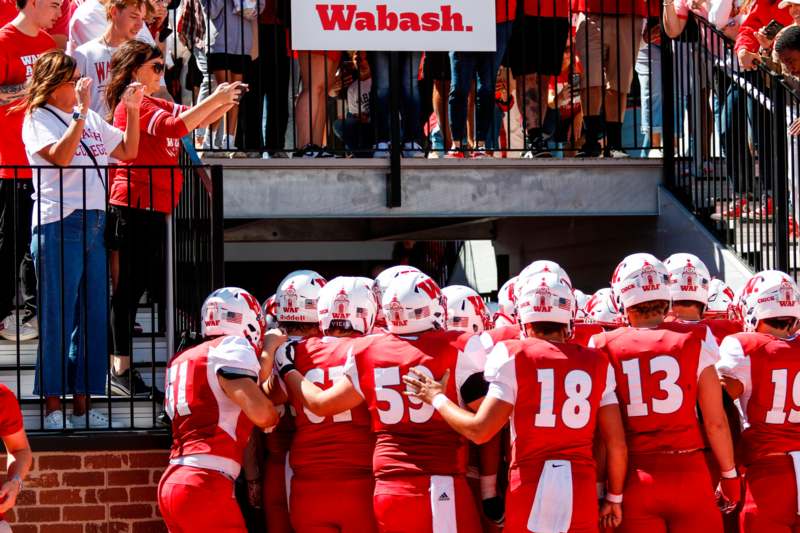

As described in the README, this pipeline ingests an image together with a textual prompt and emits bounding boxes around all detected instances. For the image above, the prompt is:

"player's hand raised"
[403,368,449,404]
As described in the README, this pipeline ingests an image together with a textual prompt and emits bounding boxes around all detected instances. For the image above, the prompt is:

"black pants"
[0,179,36,319]
[239,23,291,152]
[108,206,166,356]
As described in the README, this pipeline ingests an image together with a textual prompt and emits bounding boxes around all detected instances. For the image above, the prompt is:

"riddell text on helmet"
[315,4,474,32]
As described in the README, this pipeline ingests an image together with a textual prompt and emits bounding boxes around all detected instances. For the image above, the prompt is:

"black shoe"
[576,143,602,158]
[110,368,164,402]
[523,137,552,158]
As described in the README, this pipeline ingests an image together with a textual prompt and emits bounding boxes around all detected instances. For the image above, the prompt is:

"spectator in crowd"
[202,0,260,152]
[295,50,339,157]
[68,0,155,54]
[446,0,515,158]
[574,0,646,157]
[734,0,792,69]
[508,0,569,158]
[708,0,748,37]
[368,49,425,158]
[776,22,800,77]
[423,51,452,157]
[240,0,290,158]
[0,384,31,531]
[635,19,663,155]
[0,0,61,343]
[330,51,373,157]
[20,50,142,429]
[0,0,69,49]
[104,40,242,398]
[70,0,146,118]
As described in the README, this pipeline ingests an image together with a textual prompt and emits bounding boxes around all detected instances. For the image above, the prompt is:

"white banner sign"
[291,1,497,52]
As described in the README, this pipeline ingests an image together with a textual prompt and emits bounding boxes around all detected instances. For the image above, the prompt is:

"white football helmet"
[583,288,623,327]
[611,253,671,311]
[706,278,737,319]
[372,265,422,326]
[382,271,446,335]
[516,260,573,299]
[317,276,377,335]
[739,270,800,331]
[262,294,279,330]
[495,276,518,326]
[516,272,575,337]
[574,289,589,321]
[201,287,266,351]
[664,253,711,306]
[276,270,327,323]
[442,285,491,333]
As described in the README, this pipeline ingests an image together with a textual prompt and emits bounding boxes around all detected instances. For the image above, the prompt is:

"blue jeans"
[635,42,663,147]
[450,21,513,145]
[32,209,108,397]
[368,51,423,144]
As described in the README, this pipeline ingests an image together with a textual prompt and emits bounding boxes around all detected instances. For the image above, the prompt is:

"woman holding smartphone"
[103,40,245,399]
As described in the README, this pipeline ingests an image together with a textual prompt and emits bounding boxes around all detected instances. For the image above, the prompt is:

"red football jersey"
[486,338,616,490]
[571,323,605,348]
[486,325,521,345]
[281,336,374,480]
[165,336,261,474]
[718,332,800,465]
[591,322,719,453]
[0,384,22,437]
[666,315,742,345]
[345,330,487,479]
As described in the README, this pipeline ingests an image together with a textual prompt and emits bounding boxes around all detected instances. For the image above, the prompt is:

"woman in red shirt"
[103,40,244,398]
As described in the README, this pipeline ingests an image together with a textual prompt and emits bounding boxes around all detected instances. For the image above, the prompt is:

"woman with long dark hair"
[20,50,143,429]
[104,40,243,399]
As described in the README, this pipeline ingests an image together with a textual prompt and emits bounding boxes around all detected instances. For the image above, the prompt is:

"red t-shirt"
[281,336,375,481]
[110,95,188,212]
[344,330,487,479]
[735,0,792,54]
[591,322,719,454]
[496,0,517,22]
[571,0,647,16]
[486,338,616,489]
[0,24,56,179]
[0,0,16,27]
[718,332,800,466]
[523,0,570,19]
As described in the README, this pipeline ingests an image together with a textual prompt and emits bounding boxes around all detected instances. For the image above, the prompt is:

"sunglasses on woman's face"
[150,62,165,74]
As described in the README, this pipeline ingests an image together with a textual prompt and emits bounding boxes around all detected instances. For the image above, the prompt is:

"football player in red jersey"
[371,265,421,331]
[405,271,628,533]
[158,287,279,532]
[443,285,505,532]
[0,384,31,533]
[590,253,739,533]
[664,253,743,343]
[275,271,487,533]
[706,279,738,321]
[263,269,326,533]
[271,276,379,533]
[717,270,800,532]
[493,276,518,329]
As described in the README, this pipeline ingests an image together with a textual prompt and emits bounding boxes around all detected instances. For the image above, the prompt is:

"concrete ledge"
[218,158,663,219]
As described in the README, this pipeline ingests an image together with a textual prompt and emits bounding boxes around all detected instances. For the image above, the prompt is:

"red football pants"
[504,463,598,533]
[264,455,293,533]
[290,476,377,533]
[158,464,246,533]
[617,452,723,533]
[373,475,482,533]
[741,455,800,532]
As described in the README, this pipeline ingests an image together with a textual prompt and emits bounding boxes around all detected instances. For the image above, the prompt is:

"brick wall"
[1,450,168,533]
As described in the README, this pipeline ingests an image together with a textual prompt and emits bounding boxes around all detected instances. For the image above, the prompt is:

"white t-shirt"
[72,37,118,117]
[347,78,371,116]
[67,0,155,55]
[23,106,123,228]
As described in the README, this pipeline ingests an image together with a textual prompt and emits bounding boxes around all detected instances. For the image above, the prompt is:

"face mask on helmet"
[263,294,279,330]
[317,276,377,335]
[442,285,491,333]
[706,278,737,319]
[515,272,575,338]
[611,253,671,313]
[381,272,446,335]
[276,270,327,323]
[372,265,422,327]
[202,287,266,351]
[664,253,711,306]
[740,270,800,332]
[583,287,622,327]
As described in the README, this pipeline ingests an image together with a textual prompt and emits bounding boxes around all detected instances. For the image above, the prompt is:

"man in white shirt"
[68,0,155,54]
[70,0,147,117]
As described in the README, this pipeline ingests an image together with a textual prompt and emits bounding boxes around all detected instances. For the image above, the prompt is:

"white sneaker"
[70,409,124,429]
[0,310,38,341]
[373,142,390,158]
[44,410,73,430]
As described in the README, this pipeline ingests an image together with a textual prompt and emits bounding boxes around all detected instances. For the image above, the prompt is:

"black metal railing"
[166,0,666,159]
[0,144,222,434]
[665,13,796,274]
